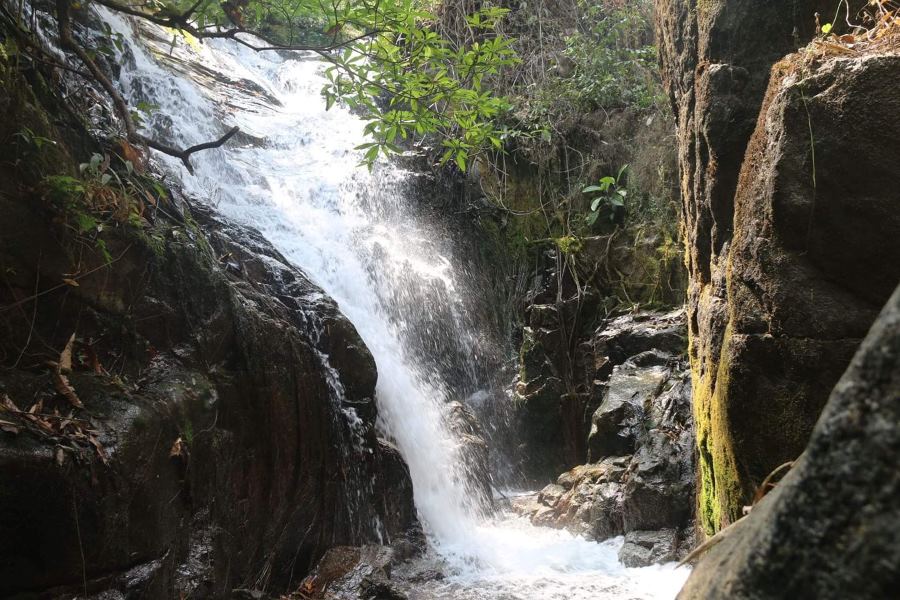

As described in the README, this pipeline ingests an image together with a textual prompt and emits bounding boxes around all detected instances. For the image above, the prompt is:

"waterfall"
[100,11,688,598]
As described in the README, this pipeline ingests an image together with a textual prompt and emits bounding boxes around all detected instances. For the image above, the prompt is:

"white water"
[103,13,688,598]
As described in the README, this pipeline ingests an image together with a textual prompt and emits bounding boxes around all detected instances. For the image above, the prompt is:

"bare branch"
[90,0,382,53]
[140,126,239,174]
[55,0,240,173]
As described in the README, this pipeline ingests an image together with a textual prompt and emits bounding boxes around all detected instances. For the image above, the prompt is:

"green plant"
[562,0,660,110]
[22,0,520,172]
[12,127,56,151]
[41,151,169,262]
[555,235,583,255]
[324,4,519,170]
[582,164,629,226]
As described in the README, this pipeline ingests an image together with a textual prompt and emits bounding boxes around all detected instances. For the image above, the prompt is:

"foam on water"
[101,12,688,597]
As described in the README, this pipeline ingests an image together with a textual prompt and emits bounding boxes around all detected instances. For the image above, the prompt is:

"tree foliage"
[23,0,519,170]
[320,3,517,170]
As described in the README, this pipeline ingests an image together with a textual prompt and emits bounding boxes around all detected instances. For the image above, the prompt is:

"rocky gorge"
[1,0,899,598]
[512,309,694,567]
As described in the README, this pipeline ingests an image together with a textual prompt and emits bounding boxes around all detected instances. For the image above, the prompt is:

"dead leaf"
[87,435,109,465]
[28,399,43,414]
[82,344,106,375]
[1,394,21,412]
[25,413,55,434]
[53,371,84,409]
[169,436,186,458]
[0,419,20,435]
[62,278,80,287]
[53,334,84,409]
[59,333,75,374]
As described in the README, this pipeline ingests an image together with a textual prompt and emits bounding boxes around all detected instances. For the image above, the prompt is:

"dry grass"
[811,0,900,57]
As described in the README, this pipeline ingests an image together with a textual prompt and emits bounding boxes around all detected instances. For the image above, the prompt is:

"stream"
[102,12,689,599]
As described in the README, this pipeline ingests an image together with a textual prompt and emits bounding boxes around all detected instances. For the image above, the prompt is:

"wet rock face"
[588,359,668,459]
[0,192,416,596]
[619,530,679,568]
[513,300,689,482]
[446,400,493,509]
[655,0,897,533]
[679,285,900,599]
[513,311,694,565]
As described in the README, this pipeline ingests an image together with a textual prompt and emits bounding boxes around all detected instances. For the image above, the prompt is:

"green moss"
[691,320,745,535]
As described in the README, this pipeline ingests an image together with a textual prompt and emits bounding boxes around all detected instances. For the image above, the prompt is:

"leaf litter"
[0,331,110,465]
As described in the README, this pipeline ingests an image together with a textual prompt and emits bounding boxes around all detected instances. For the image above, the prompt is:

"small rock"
[618,529,679,567]
[538,484,566,506]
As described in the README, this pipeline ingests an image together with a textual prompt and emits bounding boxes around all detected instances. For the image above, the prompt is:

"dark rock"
[538,483,566,507]
[588,362,667,460]
[679,284,900,599]
[618,530,679,567]
[588,482,626,539]
[514,374,566,480]
[622,429,693,532]
[446,401,492,508]
[591,309,687,365]
[299,545,395,599]
[0,186,416,595]
[560,392,594,466]
[656,0,895,533]
[512,310,694,563]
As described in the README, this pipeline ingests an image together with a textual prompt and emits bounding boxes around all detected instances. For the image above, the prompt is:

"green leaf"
[455,151,467,172]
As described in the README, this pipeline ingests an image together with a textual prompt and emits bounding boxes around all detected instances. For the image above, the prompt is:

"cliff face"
[0,48,416,597]
[656,0,899,534]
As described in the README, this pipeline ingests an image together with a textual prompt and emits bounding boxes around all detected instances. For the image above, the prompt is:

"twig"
[72,493,88,595]
[55,0,240,173]
[0,244,132,314]
[677,515,748,567]
[13,252,41,368]
[751,460,795,505]
[141,126,239,174]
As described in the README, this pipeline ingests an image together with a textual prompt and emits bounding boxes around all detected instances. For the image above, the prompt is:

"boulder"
[679,284,900,599]
[591,309,687,364]
[588,481,626,539]
[446,400,493,508]
[618,530,679,568]
[622,428,693,532]
[513,311,695,564]
[0,193,417,596]
[588,362,668,460]
[656,0,897,534]
[299,545,407,600]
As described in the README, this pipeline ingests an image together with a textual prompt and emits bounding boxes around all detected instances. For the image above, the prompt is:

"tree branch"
[140,126,239,174]
[91,0,380,53]
[55,0,239,172]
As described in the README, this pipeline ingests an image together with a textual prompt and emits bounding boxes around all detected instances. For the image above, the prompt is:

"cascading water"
[101,12,689,598]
